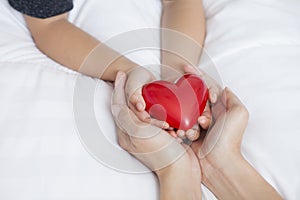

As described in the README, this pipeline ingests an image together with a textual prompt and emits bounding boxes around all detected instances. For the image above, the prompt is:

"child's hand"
[124,67,169,129]
[173,65,222,142]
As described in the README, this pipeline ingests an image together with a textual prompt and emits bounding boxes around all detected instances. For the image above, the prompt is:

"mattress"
[0,0,300,199]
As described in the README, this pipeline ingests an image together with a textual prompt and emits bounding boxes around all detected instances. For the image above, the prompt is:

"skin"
[112,68,283,199]
[112,71,202,200]
[187,66,283,200]
[21,2,282,198]
[161,0,206,82]
[23,0,210,138]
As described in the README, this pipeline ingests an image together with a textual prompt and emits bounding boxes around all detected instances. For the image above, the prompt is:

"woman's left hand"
[111,72,202,200]
[112,71,199,174]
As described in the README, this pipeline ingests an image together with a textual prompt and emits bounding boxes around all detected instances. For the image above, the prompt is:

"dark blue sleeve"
[8,0,73,19]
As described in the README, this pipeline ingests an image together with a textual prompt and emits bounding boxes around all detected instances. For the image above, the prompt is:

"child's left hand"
[124,67,170,129]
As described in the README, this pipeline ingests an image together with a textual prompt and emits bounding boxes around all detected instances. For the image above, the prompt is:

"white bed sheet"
[1,0,300,199]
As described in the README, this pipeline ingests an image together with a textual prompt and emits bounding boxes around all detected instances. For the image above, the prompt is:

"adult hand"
[187,74,282,200]
[112,71,202,199]
[193,87,249,165]
[182,65,248,161]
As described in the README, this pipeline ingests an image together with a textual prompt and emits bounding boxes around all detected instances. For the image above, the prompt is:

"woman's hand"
[125,67,169,129]
[196,88,281,199]
[112,71,202,200]
[186,67,282,199]
[193,87,249,166]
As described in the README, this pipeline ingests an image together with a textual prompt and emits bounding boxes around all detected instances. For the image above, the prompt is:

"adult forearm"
[159,174,202,200]
[161,0,206,81]
[201,154,282,200]
[26,16,138,81]
[157,156,202,200]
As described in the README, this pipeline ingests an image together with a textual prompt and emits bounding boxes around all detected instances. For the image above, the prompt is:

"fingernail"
[177,130,185,138]
[199,118,206,124]
[163,122,169,129]
[137,102,144,110]
[212,93,217,103]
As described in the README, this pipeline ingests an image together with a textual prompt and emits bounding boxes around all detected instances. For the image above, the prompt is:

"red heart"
[142,74,209,130]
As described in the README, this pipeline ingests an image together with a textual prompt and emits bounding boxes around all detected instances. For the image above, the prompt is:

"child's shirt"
[8,0,73,18]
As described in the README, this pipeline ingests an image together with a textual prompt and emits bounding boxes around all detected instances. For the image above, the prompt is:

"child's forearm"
[24,14,139,81]
[161,0,206,81]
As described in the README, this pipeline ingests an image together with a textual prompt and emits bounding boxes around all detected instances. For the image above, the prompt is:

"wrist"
[161,65,185,82]
[127,66,155,80]
[200,153,246,199]
[200,151,243,185]
[200,152,282,200]
[156,153,202,200]
[157,156,202,200]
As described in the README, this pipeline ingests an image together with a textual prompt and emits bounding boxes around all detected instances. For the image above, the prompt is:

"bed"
[0,0,299,199]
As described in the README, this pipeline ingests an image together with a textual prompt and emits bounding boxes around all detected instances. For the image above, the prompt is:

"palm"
[191,88,249,164]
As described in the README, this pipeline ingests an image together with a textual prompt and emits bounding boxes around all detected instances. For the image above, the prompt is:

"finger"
[198,116,210,130]
[224,87,243,108]
[149,118,170,129]
[198,104,212,129]
[177,130,186,139]
[166,130,184,143]
[129,103,169,130]
[186,128,200,141]
[184,65,221,103]
[130,109,151,123]
[112,71,127,105]
[112,72,127,118]
[167,130,178,138]
[223,87,242,107]
[224,87,249,120]
[129,91,146,111]
[117,107,160,138]
[125,68,154,112]
[208,86,221,104]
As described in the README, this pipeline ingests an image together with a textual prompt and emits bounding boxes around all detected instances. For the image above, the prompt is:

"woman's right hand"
[187,67,281,199]
[193,87,249,169]
[183,65,249,168]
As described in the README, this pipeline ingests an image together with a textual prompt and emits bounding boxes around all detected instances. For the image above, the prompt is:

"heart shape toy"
[142,74,209,130]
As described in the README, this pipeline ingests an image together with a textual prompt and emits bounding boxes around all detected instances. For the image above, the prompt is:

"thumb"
[129,89,146,111]
[223,87,244,110]
[111,71,127,119]
[223,87,249,126]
